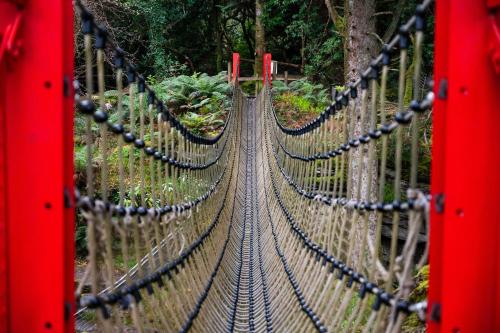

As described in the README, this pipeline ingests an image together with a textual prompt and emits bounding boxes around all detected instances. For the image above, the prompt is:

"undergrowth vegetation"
[272,79,333,128]
[151,72,231,135]
[75,72,230,257]
[402,265,429,332]
[75,71,230,185]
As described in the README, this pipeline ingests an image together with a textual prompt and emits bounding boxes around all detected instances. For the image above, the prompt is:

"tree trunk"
[216,29,223,73]
[300,28,305,74]
[254,0,265,77]
[344,0,378,267]
[241,20,255,56]
[345,0,377,197]
[213,0,223,73]
[344,0,377,82]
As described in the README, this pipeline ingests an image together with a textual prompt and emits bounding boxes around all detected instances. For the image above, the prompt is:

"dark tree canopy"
[76,0,434,86]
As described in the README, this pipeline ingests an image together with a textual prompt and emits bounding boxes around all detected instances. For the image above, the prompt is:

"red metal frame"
[0,1,499,332]
[429,1,500,332]
[0,0,74,332]
[427,0,449,330]
[263,53,272,86]
[232,53,240,82]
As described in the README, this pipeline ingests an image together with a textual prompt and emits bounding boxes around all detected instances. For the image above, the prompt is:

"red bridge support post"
[232,53,240,83]
[0,0,74,332]
[263,53,272,86]
[429,1,500,332]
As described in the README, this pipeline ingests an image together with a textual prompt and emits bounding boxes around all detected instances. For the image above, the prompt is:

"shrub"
[272,79,330,128]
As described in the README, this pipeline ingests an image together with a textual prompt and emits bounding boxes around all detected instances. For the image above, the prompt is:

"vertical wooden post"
[0,0,74,332]
[429,1,500,332]
[284,70,288,86]
[331,85,337,101]
[228,61,232,83]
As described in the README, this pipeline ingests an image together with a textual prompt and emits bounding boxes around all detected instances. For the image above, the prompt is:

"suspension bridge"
[1,0,500,332]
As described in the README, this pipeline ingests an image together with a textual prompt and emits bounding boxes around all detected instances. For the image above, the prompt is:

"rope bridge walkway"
[72,1,431,332]
[1,0,500,332]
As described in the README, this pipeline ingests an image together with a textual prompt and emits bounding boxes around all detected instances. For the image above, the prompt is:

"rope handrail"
[75,88,235,171]
[256,0,432,328]
[74,3,243,331]
[76,153,230,219]
[265,130,424,317]
[80,135,238,312]
[272,91,434,162]
[269,132,430,213]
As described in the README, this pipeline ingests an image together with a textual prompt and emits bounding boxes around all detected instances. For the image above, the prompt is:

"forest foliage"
[76,0,434,85]
[75,0,435,207]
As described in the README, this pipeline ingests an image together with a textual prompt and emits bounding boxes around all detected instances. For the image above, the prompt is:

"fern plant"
[272,79,330,128]
[94,71,231,137]
[152,72,230,112]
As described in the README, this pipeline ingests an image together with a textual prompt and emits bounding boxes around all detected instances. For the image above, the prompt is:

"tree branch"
[373,11,393,16]
[324,0,344,34]
[165,47,195,71]
[367,32,385,46]
[382,0,406,42]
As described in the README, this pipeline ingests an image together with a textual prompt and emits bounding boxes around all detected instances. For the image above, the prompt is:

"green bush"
[149,72,231,135]
[151,72,231,111]
[272,79,330,127]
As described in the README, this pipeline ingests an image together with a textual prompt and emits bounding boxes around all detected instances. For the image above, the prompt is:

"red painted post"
[0,0,74,332]
[0,4,14,331]
[429,1,500,332]
[263,53,272,86]
[62,1,75,332]
[232,53,240,83]
[427,0,448,331]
